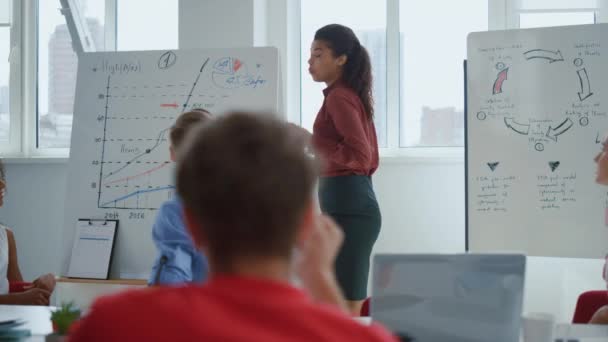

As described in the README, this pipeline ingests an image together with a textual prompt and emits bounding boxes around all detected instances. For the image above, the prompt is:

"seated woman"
[0,160,56,305]
[589,139,608,324]
[148,109,212,285]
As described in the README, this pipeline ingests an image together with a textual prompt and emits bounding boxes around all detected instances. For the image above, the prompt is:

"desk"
[56,277,146,286]
[354,318,608,341]
[0,305,53,341]
[54,277,147,310]
[553,323,608,341]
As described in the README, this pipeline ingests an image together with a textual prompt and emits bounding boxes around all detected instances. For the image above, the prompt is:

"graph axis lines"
[97,75,111,208]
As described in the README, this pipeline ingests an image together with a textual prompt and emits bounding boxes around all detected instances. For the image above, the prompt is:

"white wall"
[0,162,67,280]
[372,160,465,254]
[179,0,267,48]
[0,0,604,325]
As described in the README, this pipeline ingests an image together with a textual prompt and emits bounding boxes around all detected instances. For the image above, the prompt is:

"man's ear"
[182,206,208,251]
[295,199,316,249]
[169,146,176,162]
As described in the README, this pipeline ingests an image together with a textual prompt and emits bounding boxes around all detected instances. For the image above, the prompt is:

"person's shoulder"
[83,286,192,323]
[153,197,184,227]
[328,85,357,100]
[158,196,182,213]
[89,286,164,312]
[4,226,12,238]
[326,85,361,109]
[70,287,197,341]
[305,304,398,341]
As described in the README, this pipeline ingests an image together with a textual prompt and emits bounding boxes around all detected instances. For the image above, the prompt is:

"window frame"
[292,0,607,160]
[1,0,22,156]
[294,0,469,159]
[3,0,116,159]
[499,0,605,30]
[6,0,608,160]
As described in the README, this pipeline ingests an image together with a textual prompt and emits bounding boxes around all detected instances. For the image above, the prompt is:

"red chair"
[572,290,608,323]
[360,297,371,317]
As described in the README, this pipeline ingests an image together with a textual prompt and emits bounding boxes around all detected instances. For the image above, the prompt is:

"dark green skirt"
[318,175,381,301]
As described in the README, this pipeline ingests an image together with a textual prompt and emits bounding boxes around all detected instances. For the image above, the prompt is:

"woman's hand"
[31,274,56,293]
[12,288,51,305]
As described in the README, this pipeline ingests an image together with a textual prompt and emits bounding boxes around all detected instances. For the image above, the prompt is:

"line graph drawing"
[104,162,171,186]
[96,58,211,210]
[101,127,170,180]
[100,185,175,208]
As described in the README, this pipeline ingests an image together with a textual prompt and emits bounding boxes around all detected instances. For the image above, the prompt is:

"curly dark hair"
[314,24,374,120]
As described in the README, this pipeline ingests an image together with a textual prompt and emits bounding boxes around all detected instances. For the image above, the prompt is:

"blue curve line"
[101,185,175,207]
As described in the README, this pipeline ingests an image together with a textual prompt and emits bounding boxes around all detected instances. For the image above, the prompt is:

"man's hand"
[287,123,313,147]
[296,215,346,311]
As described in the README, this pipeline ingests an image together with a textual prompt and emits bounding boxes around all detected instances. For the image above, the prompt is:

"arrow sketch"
[546,118,574,142]
[493,68,509,95]
[504,117,530,135]
[523,49,564,63]
[548,161,560,172]
[577,68,593,101]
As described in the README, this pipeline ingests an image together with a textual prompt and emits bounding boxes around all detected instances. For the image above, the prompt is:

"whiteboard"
[466,24,608,258]
[63,47,280,278]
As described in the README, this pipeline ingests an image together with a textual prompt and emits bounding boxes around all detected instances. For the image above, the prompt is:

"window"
[117,0,178,50]
[519,0,598,10]
[519,12,595,28]
[0,0,181,156]
[399,0,487,147]
[0,0,11,144]
[37,0,106,149]
[510,0,599,29]
[300,0,387,147]
[296,0,607,153]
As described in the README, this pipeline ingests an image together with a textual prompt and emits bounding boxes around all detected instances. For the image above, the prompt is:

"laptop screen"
[371,254,525,342]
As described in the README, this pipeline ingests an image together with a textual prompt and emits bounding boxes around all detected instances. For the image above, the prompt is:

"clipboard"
[67,219,118,279]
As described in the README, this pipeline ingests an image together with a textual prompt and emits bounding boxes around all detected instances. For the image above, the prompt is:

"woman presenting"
[303,23,381,315]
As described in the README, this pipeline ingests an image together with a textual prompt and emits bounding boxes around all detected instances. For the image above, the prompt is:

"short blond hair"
[169,109,212,149]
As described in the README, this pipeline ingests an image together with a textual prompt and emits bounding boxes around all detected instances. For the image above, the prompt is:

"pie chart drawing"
[212,57,250,89]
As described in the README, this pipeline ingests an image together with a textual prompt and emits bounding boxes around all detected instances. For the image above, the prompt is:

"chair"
[572,290,608,323]
[360,297,371,317]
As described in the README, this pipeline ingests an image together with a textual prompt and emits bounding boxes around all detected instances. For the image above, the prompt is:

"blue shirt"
[148,197,208,285]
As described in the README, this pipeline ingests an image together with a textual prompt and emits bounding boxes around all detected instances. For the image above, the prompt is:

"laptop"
[371,254,526,342]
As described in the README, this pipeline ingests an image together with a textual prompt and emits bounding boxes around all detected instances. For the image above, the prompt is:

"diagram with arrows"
[475,45,602,153]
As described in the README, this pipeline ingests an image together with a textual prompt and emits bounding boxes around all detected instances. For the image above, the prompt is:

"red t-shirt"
[68,276,397,342]
[312,81,379,177]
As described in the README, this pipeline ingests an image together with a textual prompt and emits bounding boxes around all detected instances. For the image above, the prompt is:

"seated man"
[69,112,397,341]
[148,109,211,286]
